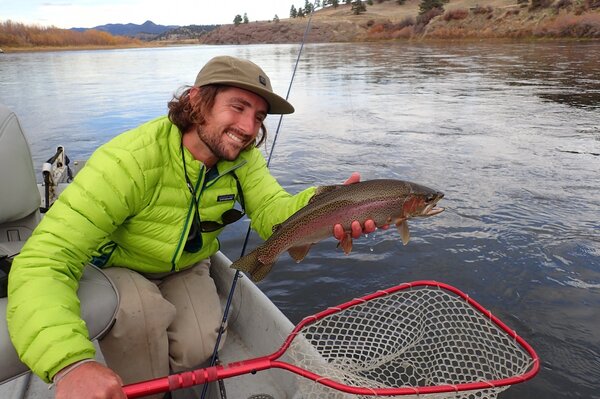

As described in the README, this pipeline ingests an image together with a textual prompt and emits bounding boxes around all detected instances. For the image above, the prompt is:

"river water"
[1,41,599,398]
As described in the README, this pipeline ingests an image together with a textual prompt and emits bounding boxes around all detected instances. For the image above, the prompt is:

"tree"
[351,0,367,14]
[233,14,243,25]
[305,0,314,14]
[243,13,249,23]
[290,5,298,18]
[273,14,280,22]
[419,0,448,14]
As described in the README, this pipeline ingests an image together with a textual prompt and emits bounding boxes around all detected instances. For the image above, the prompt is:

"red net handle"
[123,357,274,398]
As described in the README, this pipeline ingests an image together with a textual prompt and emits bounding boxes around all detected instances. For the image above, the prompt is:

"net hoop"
[274,280,540,397]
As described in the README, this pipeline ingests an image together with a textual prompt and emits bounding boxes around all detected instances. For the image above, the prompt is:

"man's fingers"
[351,221,363,238]
[335,219,379,241]
[333,224,345,240]
[343,172,361,185]
[363,220,377,234]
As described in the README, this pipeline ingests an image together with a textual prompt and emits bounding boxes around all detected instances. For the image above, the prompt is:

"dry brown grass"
[197,0,600,44]
[0,20,141,50]
[534,12,600,36]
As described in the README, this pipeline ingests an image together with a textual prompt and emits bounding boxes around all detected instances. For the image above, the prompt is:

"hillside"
[1,0,599,52]
[195,0,600,44]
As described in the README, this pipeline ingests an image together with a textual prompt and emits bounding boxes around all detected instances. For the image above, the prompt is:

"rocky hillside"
[193,0,600,44]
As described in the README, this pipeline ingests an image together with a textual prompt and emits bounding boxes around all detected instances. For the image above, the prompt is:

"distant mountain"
[71,20,179,39]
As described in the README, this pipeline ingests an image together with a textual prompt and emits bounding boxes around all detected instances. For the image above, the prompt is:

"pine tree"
[305,0,314,14]
[243,13,249,23]
[233,14,243,25]
[290,5,298,18]
[419,0,448,14]
[351,0,367,14]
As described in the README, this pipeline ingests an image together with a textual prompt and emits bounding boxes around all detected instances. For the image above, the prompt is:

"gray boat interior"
[0,103,119,384]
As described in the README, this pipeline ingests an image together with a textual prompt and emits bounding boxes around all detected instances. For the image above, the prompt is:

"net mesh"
[286,285,534,398]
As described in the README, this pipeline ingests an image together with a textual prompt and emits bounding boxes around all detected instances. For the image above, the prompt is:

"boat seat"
[0,104,119,384]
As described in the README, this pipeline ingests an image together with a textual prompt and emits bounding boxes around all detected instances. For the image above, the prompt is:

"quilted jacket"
[7,115,315,382]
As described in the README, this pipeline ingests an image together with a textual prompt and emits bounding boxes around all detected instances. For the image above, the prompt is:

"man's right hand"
[55,361,126,399]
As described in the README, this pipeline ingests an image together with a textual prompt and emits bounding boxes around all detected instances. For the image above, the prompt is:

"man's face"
[197,86,268,162]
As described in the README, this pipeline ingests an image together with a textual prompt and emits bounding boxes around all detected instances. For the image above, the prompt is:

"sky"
[1,0,304,29]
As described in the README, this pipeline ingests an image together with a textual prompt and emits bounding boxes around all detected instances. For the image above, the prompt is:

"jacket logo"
[217,194,235,202]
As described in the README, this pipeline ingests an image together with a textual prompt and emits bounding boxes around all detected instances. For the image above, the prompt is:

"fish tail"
[230,250,274,282]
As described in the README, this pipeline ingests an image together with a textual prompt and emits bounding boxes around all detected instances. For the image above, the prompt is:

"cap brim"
[204,80,294,115]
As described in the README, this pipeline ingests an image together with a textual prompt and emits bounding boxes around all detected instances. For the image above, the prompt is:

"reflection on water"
[1,41,599,399]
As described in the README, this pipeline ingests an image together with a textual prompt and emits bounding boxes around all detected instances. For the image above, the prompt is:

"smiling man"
[7,55,375,399]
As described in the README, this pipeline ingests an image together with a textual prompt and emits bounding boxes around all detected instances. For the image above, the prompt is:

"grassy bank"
[2,0,599,53]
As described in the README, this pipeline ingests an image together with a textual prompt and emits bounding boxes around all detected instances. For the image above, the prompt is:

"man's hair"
[168,84,268,148]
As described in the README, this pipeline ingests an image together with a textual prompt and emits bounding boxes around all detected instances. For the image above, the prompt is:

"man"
[7,55,376,398]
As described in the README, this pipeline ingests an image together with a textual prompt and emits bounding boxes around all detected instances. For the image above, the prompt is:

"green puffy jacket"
[7,115,316,382]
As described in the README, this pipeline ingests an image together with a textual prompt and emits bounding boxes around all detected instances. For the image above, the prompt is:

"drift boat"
[0,103,539,399]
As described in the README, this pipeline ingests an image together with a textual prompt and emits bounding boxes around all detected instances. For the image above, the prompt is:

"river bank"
[1,1,599,53]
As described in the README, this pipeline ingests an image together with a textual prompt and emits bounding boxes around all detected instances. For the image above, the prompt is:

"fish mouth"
[424,205,444,216]
[423,192,444,216]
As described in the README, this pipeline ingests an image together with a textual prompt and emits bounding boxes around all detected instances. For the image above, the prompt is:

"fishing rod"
[200,4,316,399]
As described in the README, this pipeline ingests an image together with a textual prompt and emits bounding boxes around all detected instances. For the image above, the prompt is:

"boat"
[0,103,540,399]
[0,103,300,398]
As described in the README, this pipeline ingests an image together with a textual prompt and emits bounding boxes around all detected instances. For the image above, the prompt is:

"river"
[1,41,599,398]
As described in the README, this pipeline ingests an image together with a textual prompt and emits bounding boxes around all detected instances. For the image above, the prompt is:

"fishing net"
[285,281,538,398]
[123,281,538,398]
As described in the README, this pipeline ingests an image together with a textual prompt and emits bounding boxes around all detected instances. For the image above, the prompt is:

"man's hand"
[332,173,386,250]
[55,361,125,399]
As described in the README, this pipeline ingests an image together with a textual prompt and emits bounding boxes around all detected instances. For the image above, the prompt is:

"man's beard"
[196,125,243,161]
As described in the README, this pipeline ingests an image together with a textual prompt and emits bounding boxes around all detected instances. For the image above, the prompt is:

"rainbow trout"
[231,179,444,282]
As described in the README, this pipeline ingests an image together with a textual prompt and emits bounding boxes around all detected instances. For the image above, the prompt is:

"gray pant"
[98,259,226,390]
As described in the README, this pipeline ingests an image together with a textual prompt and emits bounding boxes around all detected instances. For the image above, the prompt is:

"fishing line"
[200,4,316,399]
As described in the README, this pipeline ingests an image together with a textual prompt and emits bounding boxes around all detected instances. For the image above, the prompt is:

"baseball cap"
[194,55,294,115]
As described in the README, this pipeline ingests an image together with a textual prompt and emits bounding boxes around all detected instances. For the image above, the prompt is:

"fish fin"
[230,250,274,282]
[311,184,344,202]
[272,223,281,233]
[338,232,353,255]
[397,220,410,245]
[288,244,312,263]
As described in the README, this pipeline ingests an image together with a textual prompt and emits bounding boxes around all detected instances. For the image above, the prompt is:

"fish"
[231,179,444,282]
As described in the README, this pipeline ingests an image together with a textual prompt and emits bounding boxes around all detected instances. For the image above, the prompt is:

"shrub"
[534,12,600,36]
[416,7,444,25]
[530,0,553,10]
[555,0,572,9]
[398,16,416,28]
[472,5,494,14]
[444,9,469,21]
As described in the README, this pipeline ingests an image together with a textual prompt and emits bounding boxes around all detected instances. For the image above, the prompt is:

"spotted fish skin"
[231,179,444,282]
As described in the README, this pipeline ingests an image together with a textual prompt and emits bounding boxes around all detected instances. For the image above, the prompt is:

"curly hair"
[168,84,268,148]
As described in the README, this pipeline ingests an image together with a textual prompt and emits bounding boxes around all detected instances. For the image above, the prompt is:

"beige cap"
[194,55,294,115]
